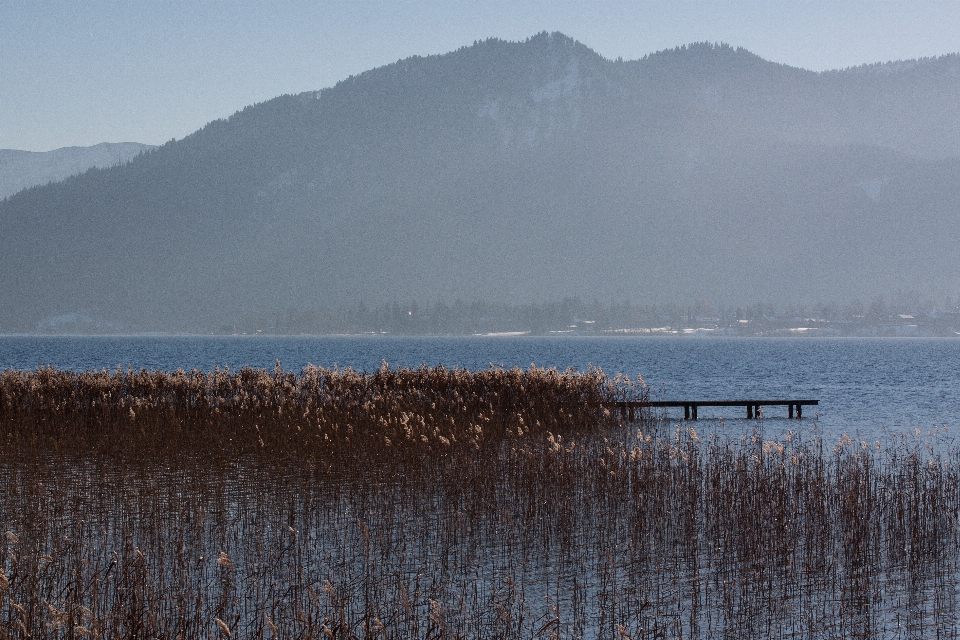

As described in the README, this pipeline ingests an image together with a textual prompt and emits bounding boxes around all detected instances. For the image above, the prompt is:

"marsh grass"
[0,363,616,462]
[1,365,959,638]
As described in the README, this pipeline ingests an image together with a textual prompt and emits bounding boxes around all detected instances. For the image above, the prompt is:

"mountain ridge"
[2,32,959,333]
[0,142,156,201]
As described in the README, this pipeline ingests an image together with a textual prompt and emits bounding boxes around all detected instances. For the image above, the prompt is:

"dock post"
[628,405,635,422]
[684,405,690,420]
[746,404,753,419]
[620,403,627,421]
[692,405,698,420]
[789,403,794,419]
[796,404,802,419]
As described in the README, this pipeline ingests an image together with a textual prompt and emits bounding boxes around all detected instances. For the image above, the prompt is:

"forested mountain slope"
[2,33,959,332]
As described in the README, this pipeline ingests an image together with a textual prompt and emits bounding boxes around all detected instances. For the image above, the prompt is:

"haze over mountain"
[0,142,155,200]
[3,32,960,333]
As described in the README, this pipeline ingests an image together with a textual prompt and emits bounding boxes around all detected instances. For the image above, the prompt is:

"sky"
[3,1,960,152]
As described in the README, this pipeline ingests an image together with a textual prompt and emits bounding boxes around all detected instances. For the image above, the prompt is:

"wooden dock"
[607,399,818,421]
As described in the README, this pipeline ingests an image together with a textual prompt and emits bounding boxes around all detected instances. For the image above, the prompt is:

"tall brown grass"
[1,365,959,638]
[0,363,620,461]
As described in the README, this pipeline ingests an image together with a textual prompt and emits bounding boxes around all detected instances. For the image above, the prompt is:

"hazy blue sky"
[4,1,959,151]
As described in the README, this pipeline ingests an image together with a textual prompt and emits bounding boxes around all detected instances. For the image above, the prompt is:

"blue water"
[2,335,958,445]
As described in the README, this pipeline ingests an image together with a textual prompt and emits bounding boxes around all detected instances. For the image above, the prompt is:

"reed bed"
[1,365,960,638]
[0,363,615,461]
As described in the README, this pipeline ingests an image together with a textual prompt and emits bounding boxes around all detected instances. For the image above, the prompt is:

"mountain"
[0,142,155,200]
[2,32,960,333]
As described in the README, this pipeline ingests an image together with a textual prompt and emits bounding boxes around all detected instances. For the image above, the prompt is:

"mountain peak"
[634,40,794,77]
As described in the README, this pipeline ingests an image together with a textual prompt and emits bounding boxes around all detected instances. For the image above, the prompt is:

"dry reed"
[1,365,959,638]
[0,363,617,462]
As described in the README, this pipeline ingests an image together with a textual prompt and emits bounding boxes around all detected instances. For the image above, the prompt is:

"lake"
[4,334,959,638]
[1,335,958,445]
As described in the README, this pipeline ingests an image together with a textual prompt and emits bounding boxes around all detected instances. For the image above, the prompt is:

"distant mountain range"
[2,32,960,333]
[0,142,155,200]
